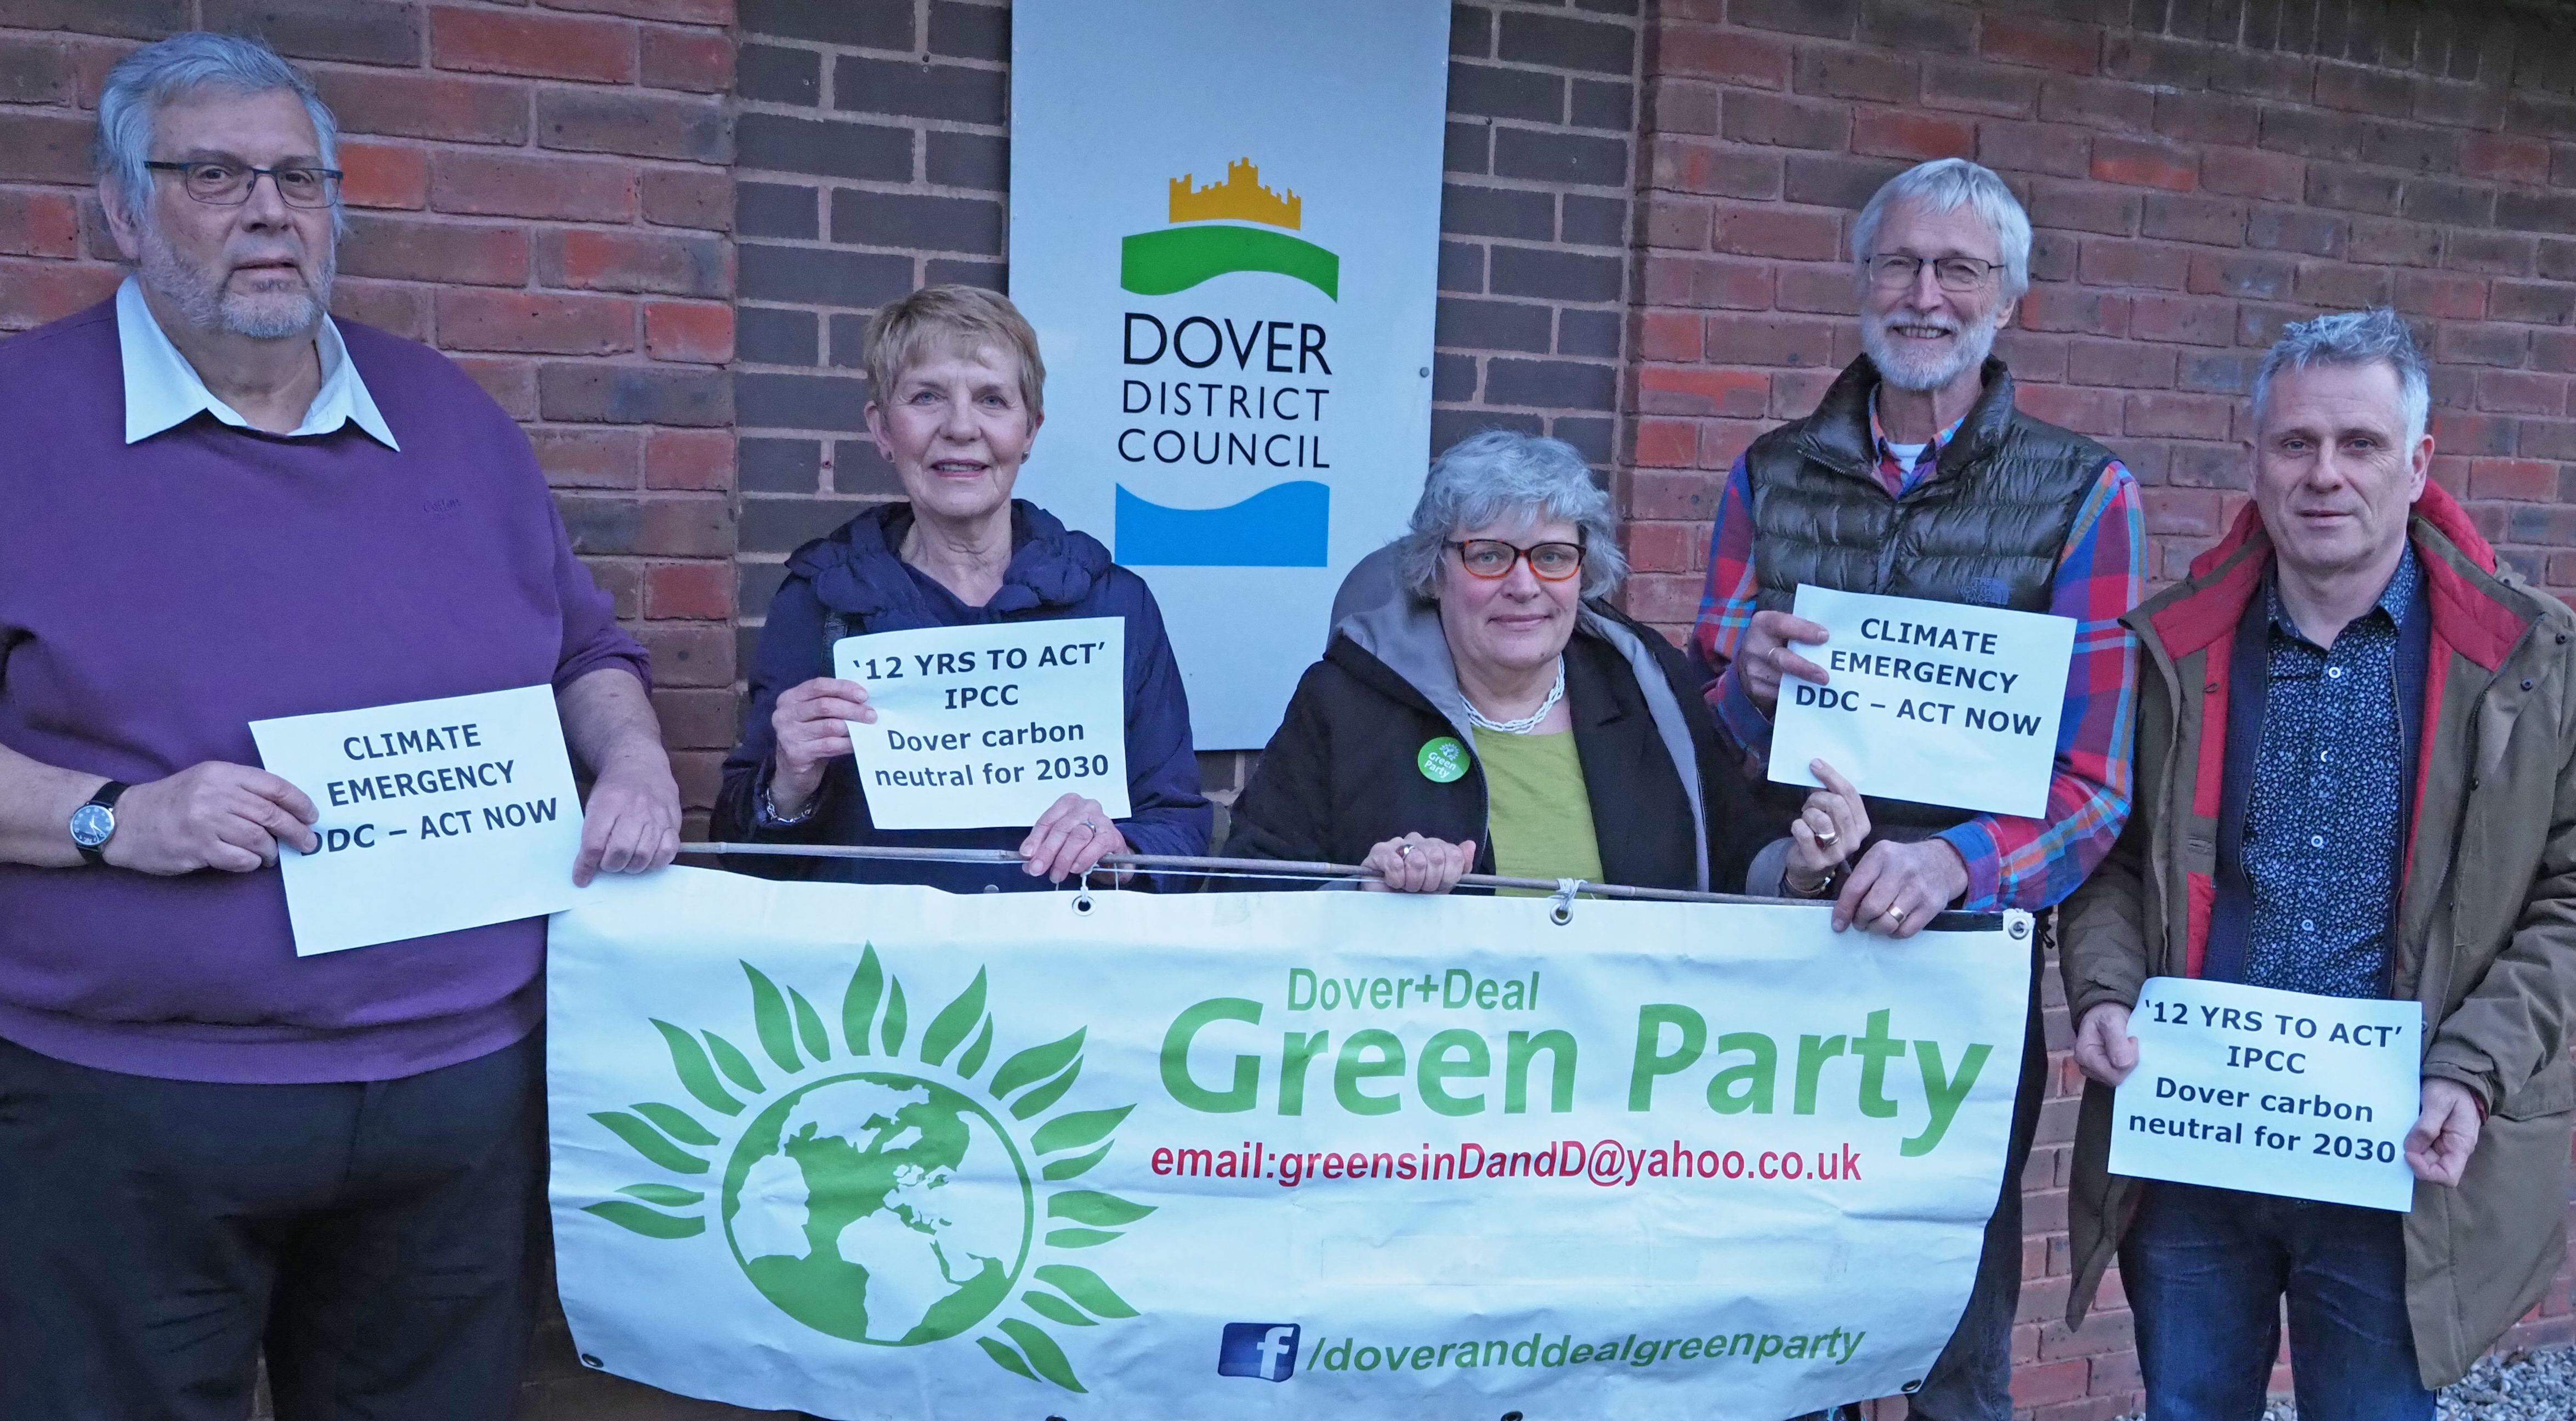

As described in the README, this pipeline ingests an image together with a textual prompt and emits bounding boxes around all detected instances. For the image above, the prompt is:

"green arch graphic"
[1119,225,1339,300]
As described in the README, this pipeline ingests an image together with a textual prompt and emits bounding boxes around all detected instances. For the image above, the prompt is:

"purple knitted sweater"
[0,299,649,1083]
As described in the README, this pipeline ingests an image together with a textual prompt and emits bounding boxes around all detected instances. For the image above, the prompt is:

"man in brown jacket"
[2058,308,2576,1418]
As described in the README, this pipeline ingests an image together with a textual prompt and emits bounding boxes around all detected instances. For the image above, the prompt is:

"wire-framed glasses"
[143,161,343,208]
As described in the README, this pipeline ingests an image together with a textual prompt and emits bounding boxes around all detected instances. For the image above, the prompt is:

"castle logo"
[581,947,1148,1394]
[1120,158,1338,299]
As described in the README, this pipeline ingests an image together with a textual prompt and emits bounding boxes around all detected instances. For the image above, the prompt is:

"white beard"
[137,219,332,340]
[1862,308,2000,393]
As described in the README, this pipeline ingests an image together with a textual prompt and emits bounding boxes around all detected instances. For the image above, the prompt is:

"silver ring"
[1079,820,1099,834]
[1887,904,1908,924]
[1398,842,1414,858]
[1814,828,1839,848]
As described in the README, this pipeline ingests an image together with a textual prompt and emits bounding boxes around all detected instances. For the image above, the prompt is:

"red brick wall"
[1631,2,2576,1417]
[0,0,740,836]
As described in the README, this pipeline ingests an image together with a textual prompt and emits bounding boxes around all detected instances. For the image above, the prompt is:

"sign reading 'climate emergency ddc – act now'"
[835,618,1131,831]
[1768,585,2078,820]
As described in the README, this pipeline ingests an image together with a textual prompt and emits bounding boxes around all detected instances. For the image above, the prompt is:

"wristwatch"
[70,780,127,866]
[754,778,819,831]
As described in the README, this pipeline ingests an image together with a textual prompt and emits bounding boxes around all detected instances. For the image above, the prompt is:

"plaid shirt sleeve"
[1688,455,2145,912]
[1932,461,2144,911]
[1687,454,1770,766]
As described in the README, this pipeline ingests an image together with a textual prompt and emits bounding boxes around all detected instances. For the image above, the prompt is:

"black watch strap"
[73,780,127,866]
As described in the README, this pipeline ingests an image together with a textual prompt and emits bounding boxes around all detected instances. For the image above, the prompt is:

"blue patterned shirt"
[2241,547,2419,999]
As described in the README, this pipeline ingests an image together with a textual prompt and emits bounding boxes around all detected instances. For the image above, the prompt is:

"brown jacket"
[2059,482,2576,1388]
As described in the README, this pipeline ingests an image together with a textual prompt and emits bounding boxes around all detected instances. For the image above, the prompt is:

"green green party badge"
[1417,736,1468,783]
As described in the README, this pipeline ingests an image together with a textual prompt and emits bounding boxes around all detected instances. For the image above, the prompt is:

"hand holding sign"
[107,761,321,873]
[768,678,878,819]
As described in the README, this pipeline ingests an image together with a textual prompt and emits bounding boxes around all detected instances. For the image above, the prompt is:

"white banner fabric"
[548,868,2031,1419]
[2108,976,2421,1211]
[1769,585,2078,820]
[1006,0,1449,748]
[250,684,581,956]
[833,618,1130,830]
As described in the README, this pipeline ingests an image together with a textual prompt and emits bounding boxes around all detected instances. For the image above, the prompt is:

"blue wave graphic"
[1115,481,1330,567]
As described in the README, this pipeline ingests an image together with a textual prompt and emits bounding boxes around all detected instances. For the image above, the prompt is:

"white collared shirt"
[116,275,398,448]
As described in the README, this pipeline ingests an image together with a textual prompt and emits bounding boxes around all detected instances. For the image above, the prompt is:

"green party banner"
[547,867,2030,1419]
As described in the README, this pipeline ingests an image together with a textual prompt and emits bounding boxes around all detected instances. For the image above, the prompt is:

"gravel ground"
[2112,1345,2576,1420]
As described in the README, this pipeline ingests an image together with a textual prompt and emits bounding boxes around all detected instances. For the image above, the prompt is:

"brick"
[833,190,1003,253]
[1977,119,2088,178]
[2104,33,2207,88]
[735,370,868,430]
[1793,48,1915,105]
[2259,106,2358,162]
[328,278,429,340]
[1637,311,1701,362]
[2498,191,2576,237]
[2249,208,2346,259]
[1854,109,1977,162]
[2472,457,2558,501]
[0,112,93,184]
[1723,90,1849,151]
[541,0,729,22]
[2027,179,2137,237]
[1652,141,1782,200]
[646,428,732,491]
[2039,76,2154,133]
[1728,0,1857,39]
[332,138,427,212]
[537,88,725,163]
[1449,61,1562,123]
[2431,413,2517,457]
[2395,271,2489,321]
[1705,312,1844,368]
[2200,147,2302,203]
[1637,365,1768,416]
[2313,61,2415,117]
[2187,251,2294,300]
[313,70,527,146]
[2348,219,2442,269]
[2091,136,2197,191]
[0,36,72,106]
[645,301,733,363]
[1922,59,2040,118]
[2019,285,2129,336]
[1641,194,1712,249]
[1496,10,1633,76]
[431,151,636,221]
[541,362,730,427]
[1631,418,1699,467]
[2439,323,2529,367]
[1490,245,1624,302]
[739,436,821,493]
[1785,154,1909,210]
[0,191,80,259]
[529,427,641,489]
[1486,357,1616,411]
[2359,122,2459,176]
[642,168,729,231]
[1437,298,1552,353]
[737,306,816,366]
[430,7,634,84]
[2068,338,2176,388]
[2478,373,2567,417]
[437,289,636,355]
[639,27,730,93]
[1656,22,1790,89]
[1858,0,1973,54]
[2463,133,2550,186]
[1714,205,1842,260]
[2079,238,2189,290]
[1647,77,1721,135]
[2141,194,2244,246]
[0,0,183,39]
[929,1,1007,61]
[736,181,817,240]
[1984,16,2100,73]
[2306,165,2403,217]
[2154,90,2257,147]
[737,43,820,105]
[2491,281,2576,326]
[834,55,1006,127]
[644,561,732,621]
[737,0,908,46]
[340,214,528,286]
[2129,294,2235,346]
[541,229,728,298]
[1446,183,1557,241]
[1494,128,1629,187]
[203,0,422,66]
[1558,306,1620,357]
[1641,253,1771,309]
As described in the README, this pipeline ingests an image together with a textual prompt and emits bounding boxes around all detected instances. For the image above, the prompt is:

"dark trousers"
[0,1032,544,1421]
[2122,1182,2433,1421]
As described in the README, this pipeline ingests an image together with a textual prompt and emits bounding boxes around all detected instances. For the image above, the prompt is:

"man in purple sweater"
[0,34,680,1420]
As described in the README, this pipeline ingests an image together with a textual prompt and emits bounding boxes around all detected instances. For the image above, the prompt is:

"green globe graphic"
[719,1071,1033,1345]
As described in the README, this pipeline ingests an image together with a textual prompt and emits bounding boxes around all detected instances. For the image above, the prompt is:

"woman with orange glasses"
[1229,429,1860,897]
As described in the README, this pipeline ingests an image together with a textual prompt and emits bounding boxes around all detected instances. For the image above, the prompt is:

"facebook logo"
[1216,1322,1302,1382]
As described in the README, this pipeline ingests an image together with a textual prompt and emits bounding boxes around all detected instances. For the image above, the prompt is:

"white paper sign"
[250,684,582,956]
[2108,976,2422,1212]
[834,618,1130,831]
[1768,586,2078,819]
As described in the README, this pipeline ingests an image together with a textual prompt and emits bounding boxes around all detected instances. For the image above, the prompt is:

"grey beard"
[1862,311,2000,393]
[137,223,332,341]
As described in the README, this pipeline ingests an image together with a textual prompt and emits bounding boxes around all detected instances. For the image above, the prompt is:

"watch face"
[70,802,114,848]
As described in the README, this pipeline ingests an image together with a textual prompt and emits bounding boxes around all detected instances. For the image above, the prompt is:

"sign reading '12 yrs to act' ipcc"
[834,618,1130,831]
[1768,586,2078,820]
[2108,976,2422,1212]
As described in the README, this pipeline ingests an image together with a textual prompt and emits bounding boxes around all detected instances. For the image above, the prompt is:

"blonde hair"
[863,285,1046,418]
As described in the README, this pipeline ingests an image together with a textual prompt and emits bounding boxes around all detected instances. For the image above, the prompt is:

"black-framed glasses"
[1866,254,2002,292]
[1447,538,1584,582]
[143,161,342,208]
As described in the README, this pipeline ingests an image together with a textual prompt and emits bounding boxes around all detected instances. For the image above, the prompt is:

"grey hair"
[2251,307,2432,447]
[1395,430,1628,601]
[1851,158,2033,301]
[94,32,342,232]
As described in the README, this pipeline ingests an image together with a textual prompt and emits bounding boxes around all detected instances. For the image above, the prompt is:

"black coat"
[1227,597,1757,894]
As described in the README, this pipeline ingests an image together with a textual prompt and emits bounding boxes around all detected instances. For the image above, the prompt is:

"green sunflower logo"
[581,945,1149,1392]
